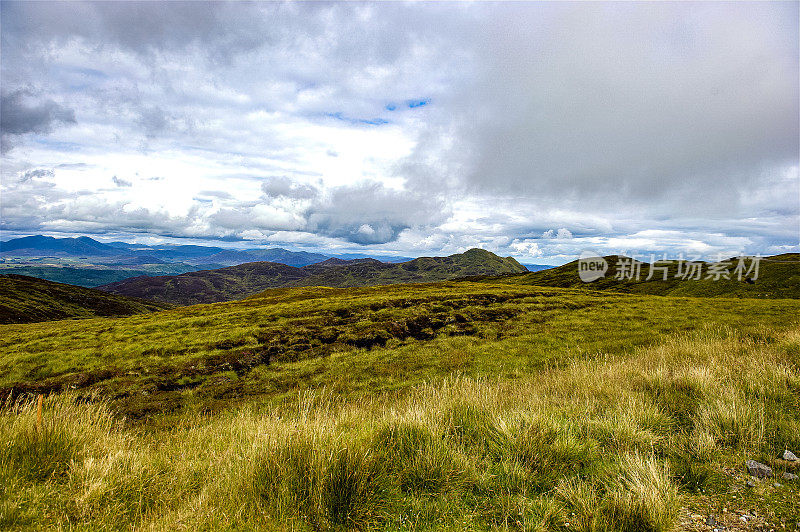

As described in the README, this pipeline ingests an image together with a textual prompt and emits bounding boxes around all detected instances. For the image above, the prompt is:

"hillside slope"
[98,261,306,306]
[0,274,171,324]
[99,248,528,305]
[508,253,800,299]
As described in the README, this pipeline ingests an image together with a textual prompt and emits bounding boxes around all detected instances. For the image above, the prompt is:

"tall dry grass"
[1,325,798,530]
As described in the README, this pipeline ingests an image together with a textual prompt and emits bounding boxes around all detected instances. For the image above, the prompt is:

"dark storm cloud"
[402,2,799,218]
[0,1,270,59]
[0,89,76,151]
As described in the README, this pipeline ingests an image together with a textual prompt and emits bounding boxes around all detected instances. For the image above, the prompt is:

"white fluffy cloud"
[1,2,797,263]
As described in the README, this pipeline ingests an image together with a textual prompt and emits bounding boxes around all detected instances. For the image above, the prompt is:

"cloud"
[261,176,319,200]
[542,228,573,240]
[112,176,132,187]
[305,182,446,245]
[0,2,796,261]
[403,4,798,210]
[1,90,76,152]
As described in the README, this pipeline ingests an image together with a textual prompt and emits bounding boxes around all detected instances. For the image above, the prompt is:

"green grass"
[2,280,798,420]
[1,276,799,529]
[1,325,798,530]
[0,274,172,324]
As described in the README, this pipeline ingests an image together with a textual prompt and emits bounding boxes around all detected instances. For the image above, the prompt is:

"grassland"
[2,280,798,420]
[0,274,172,324]
[1,277,799,530]
[1,322,799,530]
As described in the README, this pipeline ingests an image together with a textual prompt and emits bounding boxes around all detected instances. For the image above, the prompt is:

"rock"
[746,480,756,488]
[746,459,772,478]
[782,450,798,461]
[706,515,721,527]
[773,482,782,488]
[783,471,798,481]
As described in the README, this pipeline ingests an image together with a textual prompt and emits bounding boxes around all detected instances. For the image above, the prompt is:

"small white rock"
[783,449,798,461]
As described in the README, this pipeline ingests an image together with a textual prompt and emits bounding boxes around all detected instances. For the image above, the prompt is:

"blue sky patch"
[407,98,430,108]
[325,112,389,126]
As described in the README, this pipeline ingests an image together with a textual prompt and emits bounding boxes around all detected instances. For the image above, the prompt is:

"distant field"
[0,264,207,288]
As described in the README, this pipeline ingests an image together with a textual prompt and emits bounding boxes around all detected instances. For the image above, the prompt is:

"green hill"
[507,253,800,299]
[0,274,172,324]
[98,248,528,305]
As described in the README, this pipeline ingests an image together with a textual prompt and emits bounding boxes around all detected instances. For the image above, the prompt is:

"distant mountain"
[0,274,171,324]
[0,235,118,257]
[203,248,329,267]
[329,253,415,263]
[508,253,800,299]
[99,248,528,305]
[99,261,311,305]
[292,249,526,289]
[0,236,333,286]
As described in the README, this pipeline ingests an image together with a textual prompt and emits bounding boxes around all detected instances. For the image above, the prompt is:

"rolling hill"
[0,274,172,324]
[507,253,800,299]
[97,261,309,306]
[98,248,528,305]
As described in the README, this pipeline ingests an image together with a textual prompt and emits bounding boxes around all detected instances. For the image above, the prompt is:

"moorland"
[0,250,799,530]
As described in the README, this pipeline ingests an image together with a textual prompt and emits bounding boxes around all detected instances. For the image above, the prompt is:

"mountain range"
[98,249,529,305]
[0,235,332,266]
[0,235,549,288]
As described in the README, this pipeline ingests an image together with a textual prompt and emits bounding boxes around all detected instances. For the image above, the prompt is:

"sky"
[1,1,798,264]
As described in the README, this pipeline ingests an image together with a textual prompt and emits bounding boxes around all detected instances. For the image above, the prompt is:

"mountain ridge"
[98,248,528,305]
